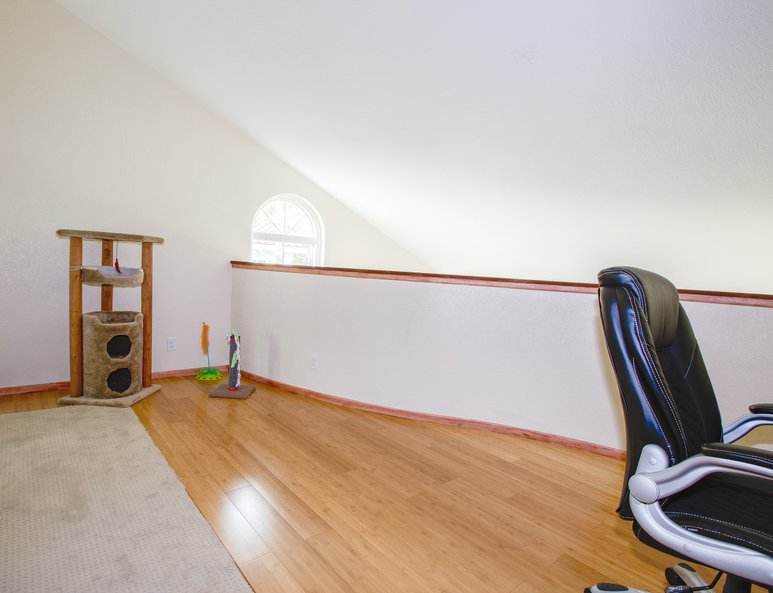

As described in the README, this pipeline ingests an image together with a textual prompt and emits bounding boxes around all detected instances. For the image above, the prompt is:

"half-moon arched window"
[251,194,324,266]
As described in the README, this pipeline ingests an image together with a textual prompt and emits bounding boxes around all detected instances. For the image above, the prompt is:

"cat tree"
[57,229,164,406]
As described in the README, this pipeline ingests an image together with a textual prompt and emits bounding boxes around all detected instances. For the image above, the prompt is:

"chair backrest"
[597,267,723,518]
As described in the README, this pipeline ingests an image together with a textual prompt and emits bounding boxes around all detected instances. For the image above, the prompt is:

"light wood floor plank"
[238,553,307,593]
[195,494,271,564]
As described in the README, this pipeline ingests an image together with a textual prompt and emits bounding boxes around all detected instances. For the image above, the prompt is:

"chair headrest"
[598,267,680,348]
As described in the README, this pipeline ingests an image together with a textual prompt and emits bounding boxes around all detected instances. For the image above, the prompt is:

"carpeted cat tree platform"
[57,229,164,407]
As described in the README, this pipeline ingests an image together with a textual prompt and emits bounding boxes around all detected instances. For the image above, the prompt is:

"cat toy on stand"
[195,322,223,382]
[209,330,256,399]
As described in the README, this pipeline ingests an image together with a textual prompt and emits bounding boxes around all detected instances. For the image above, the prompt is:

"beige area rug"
[0,406,254,593]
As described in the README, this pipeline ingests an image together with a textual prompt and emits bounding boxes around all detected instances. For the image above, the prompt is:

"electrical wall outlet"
[310,354,318,369]
[166,337,177,352]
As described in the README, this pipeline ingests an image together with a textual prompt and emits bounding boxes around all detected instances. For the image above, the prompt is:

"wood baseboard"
[4,368,624,459]
[0,381,72,397]
[152,365,228,379]
[240,370,624,459]
[0,365,229,397]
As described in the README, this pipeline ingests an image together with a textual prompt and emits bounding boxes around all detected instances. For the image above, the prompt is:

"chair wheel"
[586,585,632,592]
[665,567,687,587]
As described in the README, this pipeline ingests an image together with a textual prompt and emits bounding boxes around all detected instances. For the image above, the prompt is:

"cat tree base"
[59,384,161,407]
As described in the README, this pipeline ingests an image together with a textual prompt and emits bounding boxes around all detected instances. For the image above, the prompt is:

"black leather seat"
[592,267,773,593]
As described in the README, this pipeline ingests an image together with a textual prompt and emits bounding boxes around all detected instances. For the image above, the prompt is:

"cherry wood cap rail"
[231,261,773,308]
[241,370,624,460]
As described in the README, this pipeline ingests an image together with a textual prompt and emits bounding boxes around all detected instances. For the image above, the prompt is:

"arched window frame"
[251,194,325,266]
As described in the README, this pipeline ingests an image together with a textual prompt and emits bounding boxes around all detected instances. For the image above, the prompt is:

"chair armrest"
[723,408,773,443]
[702,442,773,472]
[629,444,773,504]
[750,403,773,414]
[627,444,773,586]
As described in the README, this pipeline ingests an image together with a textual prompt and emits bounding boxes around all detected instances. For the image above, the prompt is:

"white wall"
[0,0,426,389]
[232,268,773,450]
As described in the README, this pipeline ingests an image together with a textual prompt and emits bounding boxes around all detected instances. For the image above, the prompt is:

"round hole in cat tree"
[107,368,132,393]
[106,335,132,359]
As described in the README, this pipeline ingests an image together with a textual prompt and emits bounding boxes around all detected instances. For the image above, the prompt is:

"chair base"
[586,563,714,593]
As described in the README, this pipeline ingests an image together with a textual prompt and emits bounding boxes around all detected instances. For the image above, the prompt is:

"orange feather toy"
[201,322,209,356]
[195,321,222,381]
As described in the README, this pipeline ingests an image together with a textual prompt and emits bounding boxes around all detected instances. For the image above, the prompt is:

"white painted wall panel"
[233,268,773,450]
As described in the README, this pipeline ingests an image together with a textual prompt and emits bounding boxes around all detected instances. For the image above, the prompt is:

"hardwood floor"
[0,377,755,593]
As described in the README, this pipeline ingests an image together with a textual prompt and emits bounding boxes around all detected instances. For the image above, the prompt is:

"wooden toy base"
[209,385,255,399]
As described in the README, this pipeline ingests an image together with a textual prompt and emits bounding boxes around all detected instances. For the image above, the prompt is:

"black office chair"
[589,267,773,593]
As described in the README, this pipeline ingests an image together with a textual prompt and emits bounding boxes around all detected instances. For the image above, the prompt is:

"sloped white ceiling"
[56,0,773,289]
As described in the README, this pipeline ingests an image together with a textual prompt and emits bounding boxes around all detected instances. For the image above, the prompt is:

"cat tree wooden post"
[101,239,114,312]
[69,237,84,397]
[141,241,153,388]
